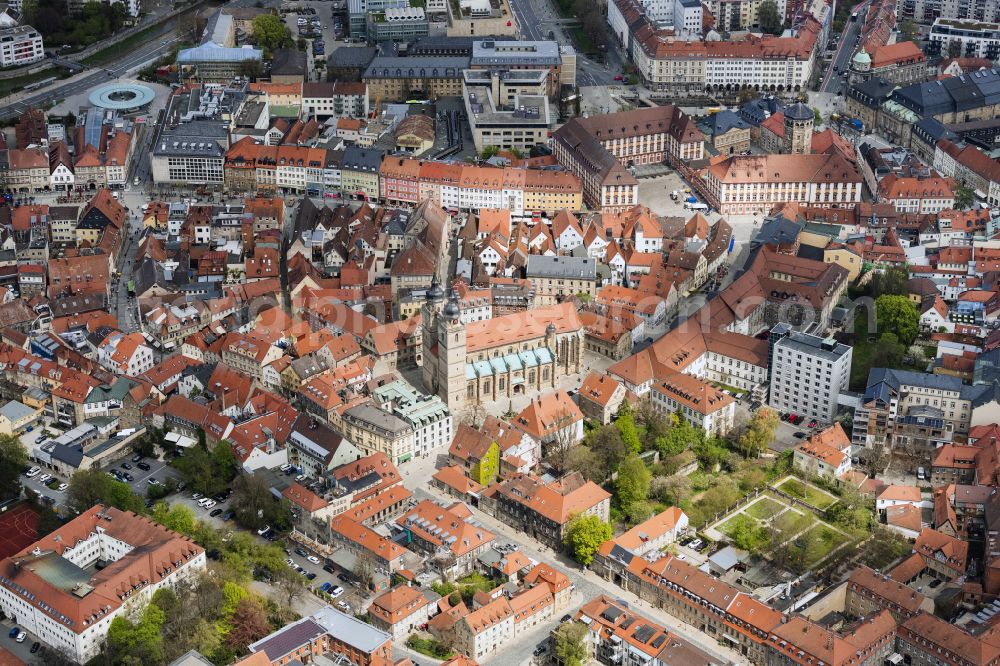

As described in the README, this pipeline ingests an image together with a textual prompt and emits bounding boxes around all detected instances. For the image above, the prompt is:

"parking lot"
[281,0,347,78]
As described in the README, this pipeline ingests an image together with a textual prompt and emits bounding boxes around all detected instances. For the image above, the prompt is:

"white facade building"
[769,324,852,424]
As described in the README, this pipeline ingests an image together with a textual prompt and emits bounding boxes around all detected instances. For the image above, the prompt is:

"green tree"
[106,602,166,664]
[954,185,976,210]
[251,14,290,51]
[738,408,779,458]
[757,0,782,34]
[871,331,905,369]
[900,19,918,42]
[67,469,144,514]
[151,502,196,535]
[876,294,919,346]
[0,434,27,501]
[564,513,612,565]
[588,423,628,473]
[480,145,501,159]
[871,265,910,297]
[566,445,603,481]
[693,436,728,470]
[614,455,651,511]
[813,107,822,126]
[615,405,641,454]
[554,621,589,666]
[726,515,770,553]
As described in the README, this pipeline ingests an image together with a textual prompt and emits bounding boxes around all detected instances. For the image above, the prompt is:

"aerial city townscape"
[0,0,999,662]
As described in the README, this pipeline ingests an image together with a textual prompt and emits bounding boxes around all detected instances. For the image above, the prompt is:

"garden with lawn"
[774,476,838,510]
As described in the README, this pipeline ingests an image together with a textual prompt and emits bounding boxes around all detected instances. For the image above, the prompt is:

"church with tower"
[421,276,586,409]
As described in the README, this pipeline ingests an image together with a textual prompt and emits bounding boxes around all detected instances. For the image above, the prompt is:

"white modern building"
[929,18,1000,60]
[673,0,703,35]
[769,323,852,424]
[0,506,206,664]
[0,24,44,67]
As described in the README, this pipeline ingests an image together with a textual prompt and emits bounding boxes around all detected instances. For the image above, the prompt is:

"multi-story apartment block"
[0,24,44,67]
[929,18,1000,60]
[896,612,1000,666]
[525,256,597,306]
[396,499,494,575]
[609,0,822,97]
[700,153,863,215]
[372,379,453,459]
[481,471,610,549]
[342,401,416,465]
[573,596,725,666]
[846,566,935,623]
[852,368,988,456]
[769,324,852,424]
[0,506,205,664]
[878,172,956,214]
[301,81,369,119]
[287,413,364,478]
[374,157,582,214]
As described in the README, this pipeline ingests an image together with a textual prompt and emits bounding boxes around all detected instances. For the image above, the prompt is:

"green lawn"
[776,478,838,510]
[774,509,814,535]
[719,514,757,536]
[744,497,784,521]
[792,525,843,568]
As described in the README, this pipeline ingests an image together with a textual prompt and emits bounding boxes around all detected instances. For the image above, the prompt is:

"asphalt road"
[0,26,182,121]
[819,2,868,95]
[506,0,619,87]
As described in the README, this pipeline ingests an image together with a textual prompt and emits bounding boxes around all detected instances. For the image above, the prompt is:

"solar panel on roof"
[633,625,656,643]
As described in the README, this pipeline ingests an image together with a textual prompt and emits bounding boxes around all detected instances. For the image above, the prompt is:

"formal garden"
[709,490,851,572]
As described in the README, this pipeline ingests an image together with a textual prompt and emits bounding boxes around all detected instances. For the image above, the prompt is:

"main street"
[0,27,182,121]
[398,455,745,666]
[820,1,868,95]
[507,0,621,86]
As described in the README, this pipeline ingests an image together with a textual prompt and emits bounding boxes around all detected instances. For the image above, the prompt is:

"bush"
[406,635,455,659]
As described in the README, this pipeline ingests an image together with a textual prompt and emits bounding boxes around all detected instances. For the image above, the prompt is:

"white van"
[684,201,709,211]
[197,497,212,507]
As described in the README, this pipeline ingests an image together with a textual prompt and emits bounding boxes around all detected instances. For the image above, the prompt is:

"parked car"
[30,642,40,653]
[793,431,807,439]
[8,627,19,639]
[210,508,223,517]
[324,564,336,574]
[307,555,320,565]
[337,573,351,582]
[257,525,271,536]
[807,419,818,428]
[15,631,25,643]
[38,474,51,483]
[192,492,202,500]
[295,547,308,557]
[222,510,235,521]
[56,483,68,492]
[120,462,132,470]
[330,586,344,598]
[137,462,151,471]
[132,454,143,463]
[336,600,350,612]
[319,582,333,593]
[306,572,317,581]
